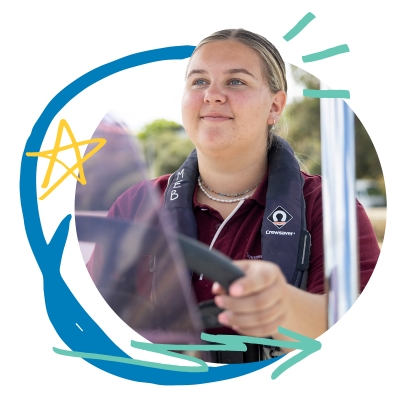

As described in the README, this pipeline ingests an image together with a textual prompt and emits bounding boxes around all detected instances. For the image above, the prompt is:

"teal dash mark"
[303,89,350,99]
[302,44,350,63]
[53,326,321,380]
[283,12,316,41]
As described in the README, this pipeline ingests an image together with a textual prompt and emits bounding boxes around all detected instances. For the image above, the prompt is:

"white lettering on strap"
[265,230,295,236]
[170,190,179,201]
[170,169,185,201]
[170,170,185,201]
[173,180,183,189]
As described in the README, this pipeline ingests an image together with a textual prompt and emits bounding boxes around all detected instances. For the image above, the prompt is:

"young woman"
[95,29,380,360]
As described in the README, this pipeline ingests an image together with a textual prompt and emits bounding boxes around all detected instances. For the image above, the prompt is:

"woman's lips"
[201,115,233,122]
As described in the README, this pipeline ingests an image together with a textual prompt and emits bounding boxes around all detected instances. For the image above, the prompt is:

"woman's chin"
[196,140,234,155]
[193,132,234,152]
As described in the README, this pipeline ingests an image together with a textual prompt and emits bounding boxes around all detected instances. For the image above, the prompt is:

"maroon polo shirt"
[103,172,380,305]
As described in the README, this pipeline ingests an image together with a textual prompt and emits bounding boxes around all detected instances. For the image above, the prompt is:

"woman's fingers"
[212,259,289,336]
[218,300,285,329]
[214,278,283,313]
[211,281,226,295]
[228,260,281,297]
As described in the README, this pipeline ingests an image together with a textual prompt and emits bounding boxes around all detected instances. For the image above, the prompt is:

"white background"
[2,1,399,398]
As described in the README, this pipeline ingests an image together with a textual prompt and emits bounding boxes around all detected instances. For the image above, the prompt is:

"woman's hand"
[212,259,290,337]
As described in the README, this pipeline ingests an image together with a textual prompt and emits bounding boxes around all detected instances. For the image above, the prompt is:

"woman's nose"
[203,83,226,104]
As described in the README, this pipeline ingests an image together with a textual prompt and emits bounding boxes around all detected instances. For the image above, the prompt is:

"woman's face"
[181,40,282,156]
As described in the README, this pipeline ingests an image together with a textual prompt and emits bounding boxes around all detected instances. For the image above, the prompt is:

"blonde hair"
[188,29,288,147]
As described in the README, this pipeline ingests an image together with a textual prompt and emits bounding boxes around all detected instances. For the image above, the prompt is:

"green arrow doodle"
[54,326,321,379]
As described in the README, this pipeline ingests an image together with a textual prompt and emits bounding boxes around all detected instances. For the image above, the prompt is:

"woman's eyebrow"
[224,68,256,78]
[186,68,256,79]
[187,69,207,78]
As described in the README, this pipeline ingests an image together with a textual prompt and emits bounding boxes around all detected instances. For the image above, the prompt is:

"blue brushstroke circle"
[19,46,280,384]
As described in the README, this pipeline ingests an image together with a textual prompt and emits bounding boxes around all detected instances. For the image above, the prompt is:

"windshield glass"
[75,113,204,346]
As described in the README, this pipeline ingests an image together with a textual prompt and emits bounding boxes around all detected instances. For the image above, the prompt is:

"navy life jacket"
[160,136,311,290]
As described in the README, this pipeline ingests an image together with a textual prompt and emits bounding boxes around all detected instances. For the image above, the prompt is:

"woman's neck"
[197,149,268,196]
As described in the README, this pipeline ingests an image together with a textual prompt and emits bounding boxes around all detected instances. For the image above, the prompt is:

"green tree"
[137,119,195,177]
[137,119,183,140]
[285,66,384,189]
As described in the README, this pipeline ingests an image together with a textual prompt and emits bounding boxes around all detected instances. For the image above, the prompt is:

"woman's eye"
[193,79,208,85]
[228,79,244,85]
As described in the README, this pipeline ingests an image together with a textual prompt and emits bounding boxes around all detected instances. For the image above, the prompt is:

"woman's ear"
[267,90,287,124]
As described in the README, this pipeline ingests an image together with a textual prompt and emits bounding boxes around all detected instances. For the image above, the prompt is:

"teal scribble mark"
[54,327,321,379]
[283,12,316,41]
[302,44,350,63]
[132,327,321,379]
[53,347,208,372]
[303,89,350,99]
[268,327,321,379]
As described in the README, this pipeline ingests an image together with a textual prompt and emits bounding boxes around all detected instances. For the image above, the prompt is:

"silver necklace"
[199,177,261,197]
[197,176,260,203]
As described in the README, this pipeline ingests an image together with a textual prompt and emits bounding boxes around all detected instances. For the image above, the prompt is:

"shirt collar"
[250,169,268,207]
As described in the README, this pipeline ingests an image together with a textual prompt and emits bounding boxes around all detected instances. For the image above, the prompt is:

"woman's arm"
[213,259,327,350]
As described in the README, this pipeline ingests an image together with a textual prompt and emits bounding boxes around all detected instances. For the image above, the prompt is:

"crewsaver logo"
[267,206,293,229]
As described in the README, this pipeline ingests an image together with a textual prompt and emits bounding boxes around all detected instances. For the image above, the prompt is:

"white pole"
[320,85,359,327]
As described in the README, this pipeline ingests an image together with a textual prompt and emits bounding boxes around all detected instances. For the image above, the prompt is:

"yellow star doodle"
[26,119,107,200]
